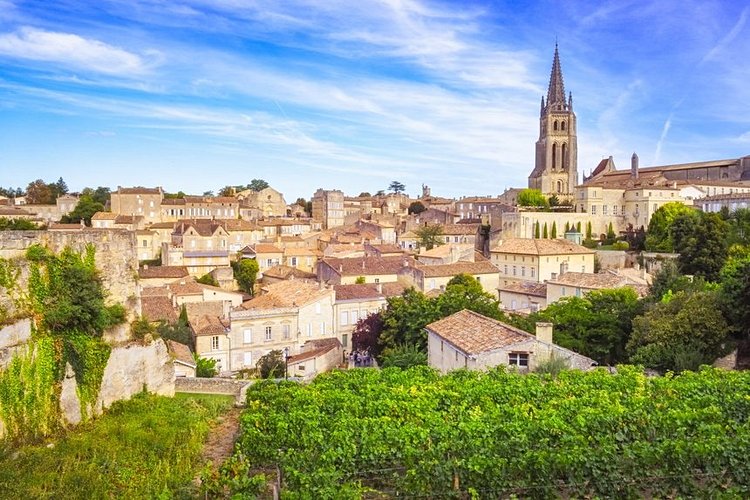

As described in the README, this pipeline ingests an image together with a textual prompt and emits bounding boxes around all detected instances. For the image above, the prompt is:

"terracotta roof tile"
[240,280,331,310]
[166,340,196,367]
[417,260,498,278]
[262,265,317,280]
[426,309,532,355]
[498,281,547,297]
[334,284,385,301]
[141,296,178,323]
[321,256,416,276]
[92,211,117,220]
[491,238,595,256]
[139,266,189,279]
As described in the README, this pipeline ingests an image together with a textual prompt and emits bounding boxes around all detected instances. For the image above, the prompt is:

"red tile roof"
[321,256,416,276]
[139,266,189,279]
[426,309,532,355]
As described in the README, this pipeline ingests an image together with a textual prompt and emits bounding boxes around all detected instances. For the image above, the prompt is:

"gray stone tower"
[528,44,578,197]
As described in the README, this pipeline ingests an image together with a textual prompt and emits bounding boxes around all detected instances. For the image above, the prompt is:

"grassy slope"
[0,392,234,498]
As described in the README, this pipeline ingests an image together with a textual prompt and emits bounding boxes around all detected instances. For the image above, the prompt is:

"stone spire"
[545,44,568,111]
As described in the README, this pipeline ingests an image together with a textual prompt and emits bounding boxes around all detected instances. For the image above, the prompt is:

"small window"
[283,325,290,339]
[243,329,252,344]
[508,352,528,367]
[315,303,321,314]
[243,351,252,367]
[211,336,220,350]
[342,334,348,348]
[340,311,349,326]
[265,326,272,341]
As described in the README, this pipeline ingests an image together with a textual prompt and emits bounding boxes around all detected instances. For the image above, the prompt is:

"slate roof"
[426,309,532,355]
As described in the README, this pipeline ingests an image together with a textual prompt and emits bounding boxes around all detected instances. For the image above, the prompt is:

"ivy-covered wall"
[0,244,127,443]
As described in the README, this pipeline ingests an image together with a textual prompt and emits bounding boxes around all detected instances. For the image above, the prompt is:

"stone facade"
[528,45,578,197]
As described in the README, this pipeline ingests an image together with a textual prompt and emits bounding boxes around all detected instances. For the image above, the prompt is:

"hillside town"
[2,38,750,497]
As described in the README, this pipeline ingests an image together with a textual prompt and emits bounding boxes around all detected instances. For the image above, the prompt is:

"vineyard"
[224,366,750,498]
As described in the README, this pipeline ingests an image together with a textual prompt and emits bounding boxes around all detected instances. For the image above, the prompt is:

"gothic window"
[561,143,567,169]
[561,121,566,131]
[553,120,558,131]
[552,143,557,170]
[557,180,563,193]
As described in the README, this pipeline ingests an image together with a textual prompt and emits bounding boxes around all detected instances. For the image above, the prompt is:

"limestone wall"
[94,339,175,415]
[175,376,251,405]
[0,230,139,306]
[0,318,31,370]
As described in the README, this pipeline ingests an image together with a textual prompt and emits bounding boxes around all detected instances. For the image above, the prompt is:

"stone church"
[528,44,578,197]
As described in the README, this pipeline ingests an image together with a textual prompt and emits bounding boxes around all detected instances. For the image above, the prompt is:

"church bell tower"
[528,44,578,197]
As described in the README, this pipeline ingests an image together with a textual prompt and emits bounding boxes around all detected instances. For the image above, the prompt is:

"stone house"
[166,340,197,377]
[333,284,387,350]
[400,260,500,296]
[318,256,416,285]
[239,243,284,274]
[312,189,345,229]
[287,338,343,380]
[283,247,321,274]
[498,281,548,313]
[236,186,288,218]
[545,272,648,305]
[426,310,597,374]
[110,186,164,224]
[490,238,595,287]
[190,302,232,372]
[227,280,336,371]
[138,265,190,287]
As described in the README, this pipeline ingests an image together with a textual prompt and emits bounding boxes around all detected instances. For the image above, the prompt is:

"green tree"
[249,179,269,192]
[671,211,729,282]
[157,305,193,348]
[379,344,427,369]
[564,221,570,233]
[648,260,709,302]
[534,221,541,239]
[80,186,111,206]
[551,221,557,239]
[358,192,371,198]
[517,189,549,208]
[388,181,406,194]
[354,276,366,284]
[606,222,616,242]
[586,221,592,239]
[0,218,41,230]
[163,190,187,200]
[232,258,259,294]
[256,350,285,378]
[644,202,696,252]
[408,201,426,215]
[130,316,156,341]
[437,274,504,320]
[628,290,729,372]
[197,273,219,287]
[528,287,641,365]
[61,195,105,226]
[195,355,218,377]
[379,288,440,351]
[50,177,69,200]
[548,194,560,207]
[218,186,236,197]
[25,179,54,204]
[727,208,750,247]
[415,224,444,250]
[542,223,548,239]
[720,256,750,338]
[576,221,582,233]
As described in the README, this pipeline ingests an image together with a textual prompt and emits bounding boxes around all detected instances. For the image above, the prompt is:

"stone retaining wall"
[0,318,31,370]
[175,377,253,405]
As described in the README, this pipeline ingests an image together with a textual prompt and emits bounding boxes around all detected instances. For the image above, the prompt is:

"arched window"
[553,120,558,131]
[561,143,567,169]
[561,121,566,131]
[551,143,557,170]
[557,180,563,193]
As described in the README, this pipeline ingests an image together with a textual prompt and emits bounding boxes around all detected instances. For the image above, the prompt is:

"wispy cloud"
[701,7,749,63]
[0,27,159,75]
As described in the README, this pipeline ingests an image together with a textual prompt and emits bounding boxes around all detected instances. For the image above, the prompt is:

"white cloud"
[0,27,156,75]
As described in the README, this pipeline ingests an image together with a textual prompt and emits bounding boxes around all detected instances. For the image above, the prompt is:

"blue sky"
[0,0,748,201]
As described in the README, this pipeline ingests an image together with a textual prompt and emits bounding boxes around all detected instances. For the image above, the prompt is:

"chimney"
[376,282,383,294]
[631,152,639,180]
[535,322,553,344]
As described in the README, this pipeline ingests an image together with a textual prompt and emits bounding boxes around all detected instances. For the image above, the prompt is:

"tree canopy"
[414,224,444,250]
[644,202,696,252]
[61,195,105,226]
[517,189,549,208]
[232,258,259,294]
[408,201,426,215]
[388,181,406,194]
[671,211,728,282]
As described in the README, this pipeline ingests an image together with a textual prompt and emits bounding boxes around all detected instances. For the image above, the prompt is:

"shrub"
[612,241,630,251]
[533,354,570,377]
[379,344,427,369]
[195,355,218,378]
